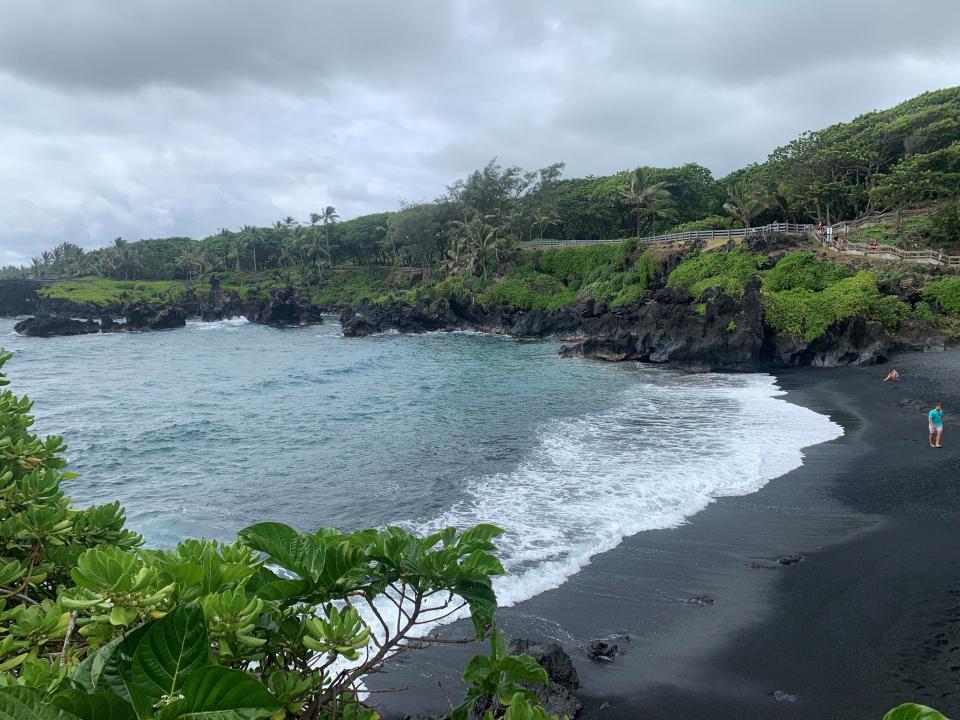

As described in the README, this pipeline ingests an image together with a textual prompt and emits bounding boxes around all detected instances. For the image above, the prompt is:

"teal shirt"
[929,409,943,427]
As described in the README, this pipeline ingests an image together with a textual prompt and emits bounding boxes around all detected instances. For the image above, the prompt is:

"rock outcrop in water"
[246,286,324,326]
[8,275,324,336]
[14,315,101,337]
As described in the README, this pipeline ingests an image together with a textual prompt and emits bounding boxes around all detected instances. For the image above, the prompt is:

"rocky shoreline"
[338,280,946,371]
[4,276,325,336]
[2,273,948,371]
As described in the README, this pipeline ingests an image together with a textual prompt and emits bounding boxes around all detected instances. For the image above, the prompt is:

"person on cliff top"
[882,368,899,382]
[929,403,944,448]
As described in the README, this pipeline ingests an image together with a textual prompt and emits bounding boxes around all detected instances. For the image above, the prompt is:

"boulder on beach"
[507,639,582,718]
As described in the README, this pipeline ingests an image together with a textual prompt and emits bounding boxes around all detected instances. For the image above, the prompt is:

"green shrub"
[923,276,960,315]
[869,294,912,330]
[489,268,577,310]
[762,251,850,292]
[667,250,765,298]
[311,269,391,307]
[535,245,622,288]
[663,215,742,233]
[39,277,187,308]
[762,271,880,341]
[930,201,960,242]
[695,303,707,315]
[914,300,936,321]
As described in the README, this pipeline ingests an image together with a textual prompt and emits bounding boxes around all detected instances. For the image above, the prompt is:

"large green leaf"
[499,656,548,684]
[453,579,498,637]
[70,624,150,701]
[0,686,81,720]
[238,523,322,581]
[51,691,135,720]
[251,578,308,604]
[884,704,950,720]
[128,605,209,705]
[156,666,280,720]
[313,540,364,591]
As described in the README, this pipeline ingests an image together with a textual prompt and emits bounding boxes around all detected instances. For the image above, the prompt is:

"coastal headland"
[369,349,960,719]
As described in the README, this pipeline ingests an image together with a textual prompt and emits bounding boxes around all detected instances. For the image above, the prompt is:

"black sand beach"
[373,349,960,720]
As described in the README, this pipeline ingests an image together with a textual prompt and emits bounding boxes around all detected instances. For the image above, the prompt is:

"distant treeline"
[4,86,959,282]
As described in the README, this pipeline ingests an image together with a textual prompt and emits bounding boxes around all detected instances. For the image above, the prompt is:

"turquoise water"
[0,316,841,607]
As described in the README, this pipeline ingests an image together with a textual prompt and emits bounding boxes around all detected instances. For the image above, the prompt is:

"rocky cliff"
[340,281,940,371]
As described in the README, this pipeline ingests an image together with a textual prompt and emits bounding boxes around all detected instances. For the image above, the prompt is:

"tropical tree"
[619,168,676,237]
[241,225,259,274]
[386,203,442,279]
[723,180,775,227]
[227,234,246,290]
[449,214,499,279]
[312,206,339,263]
[532,212,560,240]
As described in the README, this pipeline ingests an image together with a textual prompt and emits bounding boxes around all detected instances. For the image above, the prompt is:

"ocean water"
[0,316,842,609]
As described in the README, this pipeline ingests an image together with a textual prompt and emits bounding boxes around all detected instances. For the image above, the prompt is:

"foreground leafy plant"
[0,347,555,719]
[884,703,950,720]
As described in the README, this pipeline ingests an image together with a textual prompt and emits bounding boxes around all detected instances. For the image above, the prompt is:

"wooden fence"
[522,221,960,272]
[520,222,810,249]
[815,233,960,268]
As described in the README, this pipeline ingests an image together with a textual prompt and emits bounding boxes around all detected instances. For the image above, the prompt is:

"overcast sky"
[1,0,959,264]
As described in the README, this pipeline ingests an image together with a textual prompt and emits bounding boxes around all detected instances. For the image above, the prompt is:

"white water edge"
[352,371,843,667]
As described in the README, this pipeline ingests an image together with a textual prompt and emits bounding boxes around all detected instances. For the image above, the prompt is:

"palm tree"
[441,238,471,274]
[227,235,246,290]
[532,212,560,240]
[723,180,774,228]
[317,206,339,261]
[241,226,259,274]
[619,168,675,238]
[449,215,498,279]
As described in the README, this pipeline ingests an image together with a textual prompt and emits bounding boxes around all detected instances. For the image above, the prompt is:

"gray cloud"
[1,0,959,263]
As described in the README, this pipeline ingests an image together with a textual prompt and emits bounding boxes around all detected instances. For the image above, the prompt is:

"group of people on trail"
[881,368,945,448]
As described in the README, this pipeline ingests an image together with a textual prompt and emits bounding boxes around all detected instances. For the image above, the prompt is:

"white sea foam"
[344,370,843,670]
[408,371,841,615]
[189,316,249,329]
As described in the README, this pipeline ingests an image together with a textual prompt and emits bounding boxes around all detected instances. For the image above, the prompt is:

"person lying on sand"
[929,403,944,448]
[883,368,899,382]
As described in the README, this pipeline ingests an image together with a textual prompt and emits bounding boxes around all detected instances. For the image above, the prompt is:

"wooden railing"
[814,232,960,268]
[520,219,959,271]
[521,222,810,249]
[832,207,936,233]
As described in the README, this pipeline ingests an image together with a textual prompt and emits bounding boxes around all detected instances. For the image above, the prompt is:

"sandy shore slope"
[372,350,960,720]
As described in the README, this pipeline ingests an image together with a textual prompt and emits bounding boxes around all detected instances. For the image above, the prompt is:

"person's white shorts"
[930,423,943,434]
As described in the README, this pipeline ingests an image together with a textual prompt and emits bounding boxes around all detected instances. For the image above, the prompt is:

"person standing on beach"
[929,403,944,448]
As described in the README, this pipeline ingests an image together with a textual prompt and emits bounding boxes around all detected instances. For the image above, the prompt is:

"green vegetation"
[762,271,883,342]
[311,269,394,307]
[489,268,577,311]
[761,251,850,292]
[848,215,940,249]
[663,215,742,234]
[0,350,563,720]
[39,277,188,308]
[667,250,765,297]
[923,276,960,314]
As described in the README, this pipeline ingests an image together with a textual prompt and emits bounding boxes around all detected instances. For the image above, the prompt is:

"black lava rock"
[14,315,100,337]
